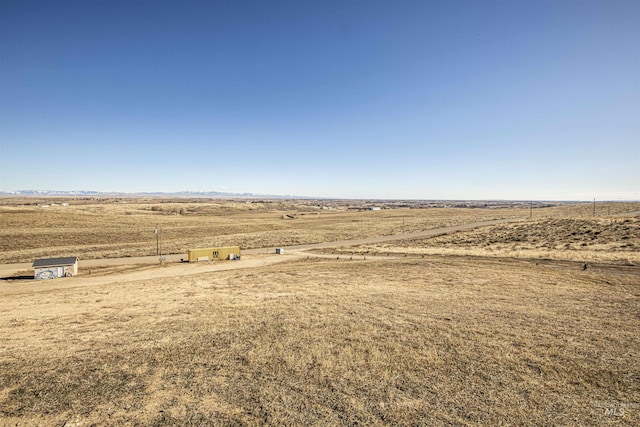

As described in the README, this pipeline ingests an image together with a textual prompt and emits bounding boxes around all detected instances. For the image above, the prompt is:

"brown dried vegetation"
[2,257,639,425]
[1,199,639,425]
[325,217,640,265]
[0,200,529,263]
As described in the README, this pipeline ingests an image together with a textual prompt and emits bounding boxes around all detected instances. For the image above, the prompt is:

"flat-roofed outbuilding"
[188,247,241,262]
[32,257,78,280]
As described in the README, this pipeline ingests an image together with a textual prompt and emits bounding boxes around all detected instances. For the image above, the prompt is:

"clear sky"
[1,0,638,200]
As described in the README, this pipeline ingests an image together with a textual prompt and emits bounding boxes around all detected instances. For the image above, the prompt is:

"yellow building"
[187,246,241,262]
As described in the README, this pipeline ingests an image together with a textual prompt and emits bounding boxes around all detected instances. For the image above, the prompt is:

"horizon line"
[1,190,638,203]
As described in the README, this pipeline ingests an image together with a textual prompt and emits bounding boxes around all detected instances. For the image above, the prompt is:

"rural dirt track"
[0,254,304,296]
[0,218,515,281]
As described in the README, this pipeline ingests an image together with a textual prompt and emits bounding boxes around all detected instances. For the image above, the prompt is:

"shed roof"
[33,257,78,268]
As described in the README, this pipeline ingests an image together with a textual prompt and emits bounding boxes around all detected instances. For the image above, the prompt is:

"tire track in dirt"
[0,218,515,280]
[0,254,306,295]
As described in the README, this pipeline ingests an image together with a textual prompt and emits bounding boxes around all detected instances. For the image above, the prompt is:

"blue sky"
[1,0,638,200]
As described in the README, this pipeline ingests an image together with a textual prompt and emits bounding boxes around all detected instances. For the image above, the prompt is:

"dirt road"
[0,218,515,280]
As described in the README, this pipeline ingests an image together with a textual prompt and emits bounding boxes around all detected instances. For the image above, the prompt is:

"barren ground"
[320,217,640,265]
[1,199,638,426]
[2,199,637,264]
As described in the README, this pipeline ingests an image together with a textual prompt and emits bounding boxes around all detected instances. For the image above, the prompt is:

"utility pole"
[402,215,405,234]
[530,201,533,219]
[155,224,165,263]
[155,224,159,255]
[593,198,596,217]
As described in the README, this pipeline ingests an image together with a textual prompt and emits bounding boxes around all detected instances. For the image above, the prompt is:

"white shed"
[32,257,78,280]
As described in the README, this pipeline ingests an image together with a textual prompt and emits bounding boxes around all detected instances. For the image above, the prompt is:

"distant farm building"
[33,257,78,280]
[188,246,241,262]
[275,248,285,254]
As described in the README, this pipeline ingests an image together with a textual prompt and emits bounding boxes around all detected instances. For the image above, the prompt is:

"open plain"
[1,199,639,425]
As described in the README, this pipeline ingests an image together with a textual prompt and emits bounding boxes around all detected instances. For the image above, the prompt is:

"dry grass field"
[0,199,528,263]
[1,198,638,264]
[324,217,640,265]
[1,256,639,426]
[1,199,638,425]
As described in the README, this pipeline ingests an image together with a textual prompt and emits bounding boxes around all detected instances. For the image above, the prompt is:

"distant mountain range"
[0,190,308,199]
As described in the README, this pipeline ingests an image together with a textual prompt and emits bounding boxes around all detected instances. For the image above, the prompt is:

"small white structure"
[275,248,284,254]
[32,257,78,280]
